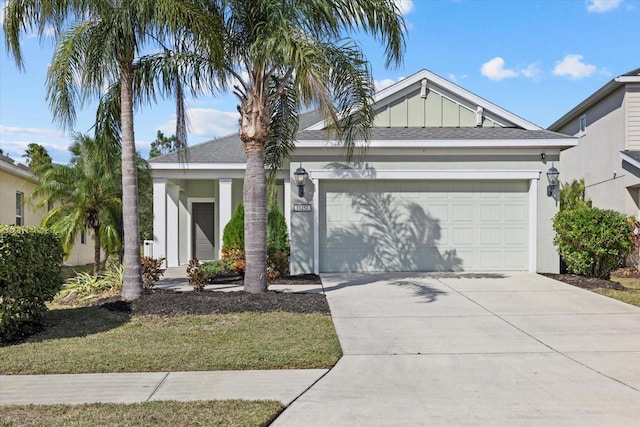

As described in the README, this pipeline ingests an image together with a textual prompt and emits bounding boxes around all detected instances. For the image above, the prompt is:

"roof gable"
[305,69,541,131]
[549,67,640,131]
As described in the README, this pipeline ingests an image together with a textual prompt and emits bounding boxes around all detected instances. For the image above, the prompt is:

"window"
[579,114,587,135]
[81,229,86,245]
[47,200,54,212]
[16,192,24,225]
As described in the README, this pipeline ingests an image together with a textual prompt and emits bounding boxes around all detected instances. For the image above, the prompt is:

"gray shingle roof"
[621,150,640,163]
[297,127,572,141]
[622,68,640,77]
[0,153,31,173]
[150,112,571,165]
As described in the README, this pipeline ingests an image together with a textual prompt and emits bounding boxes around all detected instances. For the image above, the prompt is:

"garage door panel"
[320,180,528,272]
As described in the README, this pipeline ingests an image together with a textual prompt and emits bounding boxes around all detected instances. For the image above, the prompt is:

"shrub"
[267,250,289,281]
[58,259,123,302]
[553,207,633,279]
[267,202,290,255]
[559,179,592,211]
[186,259,207,292]
[0,225,64,343]
[201,259,233,279]
[221,248,246,277]
[141,256,166,289]
[222,204,244,250]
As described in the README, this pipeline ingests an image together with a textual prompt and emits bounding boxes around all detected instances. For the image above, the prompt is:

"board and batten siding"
[628,85,640,149]
[374,88,501,128]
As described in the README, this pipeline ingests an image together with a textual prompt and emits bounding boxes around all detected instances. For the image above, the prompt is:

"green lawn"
[0,307,341,374]
[0,400,283,427]
[597,274,640,308]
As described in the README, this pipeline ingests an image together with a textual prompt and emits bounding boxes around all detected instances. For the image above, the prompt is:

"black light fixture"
[294,164,308,197]
[546,164,560,200]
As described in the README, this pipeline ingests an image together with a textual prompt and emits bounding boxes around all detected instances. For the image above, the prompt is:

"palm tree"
[4,0,223,300]
[208,0,406,293]
[31,134,122,275]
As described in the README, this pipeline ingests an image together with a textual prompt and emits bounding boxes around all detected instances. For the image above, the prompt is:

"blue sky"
[0,0,638,164]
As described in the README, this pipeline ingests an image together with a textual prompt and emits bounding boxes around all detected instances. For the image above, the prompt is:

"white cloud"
[521,62,543,81]
[374,78,397,91]
[158,108,239,139]
[553,54,596,79]
[0,125,64,138]
[394,0,414,15]
[480,57,519,81]
[586,0,623,13]
[374,76,406,92]
[481,57,544,82]
[0,2,5,28]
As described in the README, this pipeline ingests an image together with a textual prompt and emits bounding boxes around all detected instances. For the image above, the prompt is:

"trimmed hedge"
[0,225,64,342]
[553,207,633,279]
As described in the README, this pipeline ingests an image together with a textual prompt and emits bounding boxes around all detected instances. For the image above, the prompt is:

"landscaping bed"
[100,287,329,317]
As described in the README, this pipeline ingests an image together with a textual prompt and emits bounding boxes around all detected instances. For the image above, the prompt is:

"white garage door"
[320,180,529,272]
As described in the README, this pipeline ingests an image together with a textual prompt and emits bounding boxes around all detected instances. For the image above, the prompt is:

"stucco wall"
[0,168,95,266]
[558,86,640,216]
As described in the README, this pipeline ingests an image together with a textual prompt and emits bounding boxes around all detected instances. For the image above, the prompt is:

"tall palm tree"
[4,0,223,300]
[31,134,122,275]
[209,0,406,293]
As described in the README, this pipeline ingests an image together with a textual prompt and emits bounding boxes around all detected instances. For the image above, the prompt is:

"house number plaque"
[293,204,312,212]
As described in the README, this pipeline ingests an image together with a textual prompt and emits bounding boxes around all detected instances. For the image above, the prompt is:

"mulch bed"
[99,274,328,317]
[543,273,626,291]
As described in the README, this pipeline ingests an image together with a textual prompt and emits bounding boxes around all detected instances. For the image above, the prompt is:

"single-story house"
[0,152,95,266]
[149,69,576,274]
[548,67,640,217]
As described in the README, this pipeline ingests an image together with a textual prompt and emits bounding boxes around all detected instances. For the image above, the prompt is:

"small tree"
[553,207,633,279]
[221,204,246,276]
[559,179,592,211]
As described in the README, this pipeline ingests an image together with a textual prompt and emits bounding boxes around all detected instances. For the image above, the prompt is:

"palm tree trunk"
[119,66,143,301]
[243,140,268,293]
[93,225,102,276]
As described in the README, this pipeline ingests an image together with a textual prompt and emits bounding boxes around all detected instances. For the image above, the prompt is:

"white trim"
[296,139,576,149]
[0,160,33,180]
[187,197,216,262]
[149,163,246,170]
[312,178,320,275]
[309,169,542,181]
[620,152,640,171]
[528,179,538,273]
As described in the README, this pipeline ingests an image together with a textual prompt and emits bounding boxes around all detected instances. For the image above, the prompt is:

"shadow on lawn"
[25,305,130,343]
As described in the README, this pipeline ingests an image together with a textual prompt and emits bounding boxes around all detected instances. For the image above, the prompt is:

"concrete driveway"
[272,272,640,426]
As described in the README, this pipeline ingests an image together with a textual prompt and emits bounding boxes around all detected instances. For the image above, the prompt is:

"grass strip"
[0,309,341,374]
[0,400,283,427]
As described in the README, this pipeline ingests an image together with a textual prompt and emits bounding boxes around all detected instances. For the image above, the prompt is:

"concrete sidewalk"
[0,370,327,405]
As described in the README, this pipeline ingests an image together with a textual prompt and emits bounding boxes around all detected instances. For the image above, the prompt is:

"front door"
[193,203,215,260]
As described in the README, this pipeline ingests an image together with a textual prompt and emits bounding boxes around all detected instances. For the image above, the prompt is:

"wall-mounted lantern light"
[546,164,560,201]
[294,164,308,197]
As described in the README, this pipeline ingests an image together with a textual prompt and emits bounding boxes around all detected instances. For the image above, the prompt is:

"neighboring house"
[0,152,95,266]
[149,69,576,274]
[549,67,640,217]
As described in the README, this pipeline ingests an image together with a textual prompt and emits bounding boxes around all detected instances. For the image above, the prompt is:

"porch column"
[284,178,291,237]
[218,179,233,257]
[166,183,180,267]
[312,178,320,275]
[152,179,167,267]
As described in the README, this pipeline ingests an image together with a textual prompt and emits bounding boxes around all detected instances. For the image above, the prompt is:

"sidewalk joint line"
[146,372,170,402]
